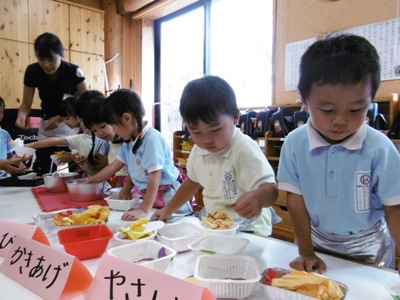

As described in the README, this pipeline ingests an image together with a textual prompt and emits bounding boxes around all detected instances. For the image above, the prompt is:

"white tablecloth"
[0,186,398,299]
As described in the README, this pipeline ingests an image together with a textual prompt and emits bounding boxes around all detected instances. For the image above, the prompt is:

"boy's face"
[90,122,116,141]
[303,79,372,144]
[187,113,239,153]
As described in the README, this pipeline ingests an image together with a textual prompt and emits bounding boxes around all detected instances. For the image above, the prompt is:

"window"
[155,0,274,147]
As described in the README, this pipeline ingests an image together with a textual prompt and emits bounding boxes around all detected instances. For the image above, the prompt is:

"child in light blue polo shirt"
[278,34,400,274]
[0,96,28,175]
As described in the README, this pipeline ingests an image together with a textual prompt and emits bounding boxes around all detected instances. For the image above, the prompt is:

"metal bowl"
[65,178,105,202]
[43,172,79,193]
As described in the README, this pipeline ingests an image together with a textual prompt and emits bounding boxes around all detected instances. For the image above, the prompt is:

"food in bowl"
[118,218,154,240]
[53,205,110,226]
[43,172,79,192]
[201,211,235,229]
[260,268,346,300]
[65,178,105,201]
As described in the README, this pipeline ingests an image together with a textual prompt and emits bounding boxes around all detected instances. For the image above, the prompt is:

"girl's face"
[36,50,61,75]
[111,112,138,141]
[63,116,80,129]
[90,122,116,141]
[303,79,372,144]
[187,113,239,154]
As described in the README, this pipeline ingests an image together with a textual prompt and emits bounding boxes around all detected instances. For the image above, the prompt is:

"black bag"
[238,109,257,137]
[253,108,277,138]
[293,108,309,128]
[388,112,400,139]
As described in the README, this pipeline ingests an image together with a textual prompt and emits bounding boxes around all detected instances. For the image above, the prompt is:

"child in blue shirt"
[277,34,400,274]
[0,97,29,175]
[86,89,192,220]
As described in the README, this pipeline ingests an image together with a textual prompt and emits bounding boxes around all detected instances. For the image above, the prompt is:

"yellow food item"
[118,218,152,240]
[56,152,64,159]
[201,211,234,230]
[53,205,110,226]
[271,268,344,300]
[10,140,18,146]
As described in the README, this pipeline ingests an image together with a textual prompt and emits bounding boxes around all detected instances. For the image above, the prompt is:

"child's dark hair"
[59,96,78,118]
[0,96,4,108]
[102,89,145,154]
[179,75,238,126]
[82,95,107,166]
[298,33,381,101]
[34,32,64,58]
[76,90,104,118]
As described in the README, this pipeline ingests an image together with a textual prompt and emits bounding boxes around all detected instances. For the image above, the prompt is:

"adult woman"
[15,32,89,174]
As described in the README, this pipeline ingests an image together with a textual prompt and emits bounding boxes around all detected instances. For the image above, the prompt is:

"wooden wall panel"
[70,51,105,92]
[28,0,69,44]
[0,40,30,108]
[69,6,105,55]
[0,0,29,42]
[274,0,400,105]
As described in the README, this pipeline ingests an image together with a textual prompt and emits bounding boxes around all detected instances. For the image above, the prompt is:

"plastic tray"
[156,222,206,252]
[32,208,86,234]
[194,255,261,299]
[58,224,113,260]
[188,234,249,256]
[104,194,140,211]
[107,240,176,272]
[0,176,44,187]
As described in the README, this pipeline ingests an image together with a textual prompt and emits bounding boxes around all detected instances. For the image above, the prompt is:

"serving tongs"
[50,159,87,177]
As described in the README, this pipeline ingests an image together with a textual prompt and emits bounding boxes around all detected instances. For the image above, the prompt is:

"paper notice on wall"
[284,37,317,91]
[341,18,400,81]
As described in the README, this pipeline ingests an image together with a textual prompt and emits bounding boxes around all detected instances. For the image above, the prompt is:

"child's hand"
[150,207,172,221]
[118,189,134,200]
[13,153,33,162]
[289,253,327,274]
[0,157,26,175]
[227,190,263,219]
[121,208,148,221]
[56,151,76,164]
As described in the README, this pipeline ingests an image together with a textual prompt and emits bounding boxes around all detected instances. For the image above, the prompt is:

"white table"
[0,186,398,299]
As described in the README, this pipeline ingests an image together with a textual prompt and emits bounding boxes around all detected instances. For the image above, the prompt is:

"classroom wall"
[274,0,400,105]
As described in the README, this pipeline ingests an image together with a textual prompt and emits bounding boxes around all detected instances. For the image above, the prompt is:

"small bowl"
[66,178,105,202]
[202,222,239,236]
[14,146,36,158]
[58,224,113,260]
[104,193,141,211]
[387,283,400,300]
[113,230,156,245]
[17,172,37,180]
[43,172,79,193]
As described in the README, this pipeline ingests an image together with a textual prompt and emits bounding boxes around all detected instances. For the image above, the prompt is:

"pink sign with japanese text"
[0,234,92,300]
[0,220,49,257]
[87,254,215,300]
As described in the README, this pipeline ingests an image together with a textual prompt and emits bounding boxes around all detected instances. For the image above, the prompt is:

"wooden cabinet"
[172,131,204,212]
[0,0,105,108]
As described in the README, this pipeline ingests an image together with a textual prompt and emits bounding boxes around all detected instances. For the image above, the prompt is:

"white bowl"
[104,193,140,211]
[113,230,156,245]
[386,283,400,300]
[17,172,37,180]
[202,222,239,236]
[14,146,36,157]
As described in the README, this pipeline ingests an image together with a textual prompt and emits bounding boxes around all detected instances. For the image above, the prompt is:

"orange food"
[201,211,234,230]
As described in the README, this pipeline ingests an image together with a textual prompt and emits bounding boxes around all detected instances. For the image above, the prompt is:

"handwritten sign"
[0,234,92,300]
[0,220,49,257]
[87,254,215,300]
